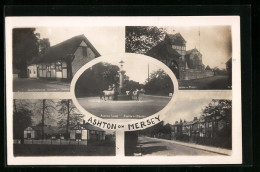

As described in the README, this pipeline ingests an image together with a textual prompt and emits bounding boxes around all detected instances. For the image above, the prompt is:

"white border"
[6,16,241,165]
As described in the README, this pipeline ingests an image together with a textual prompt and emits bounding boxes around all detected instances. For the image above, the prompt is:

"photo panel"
[12,27,125,92]
[125,26,232,90]
[13,99,116,157]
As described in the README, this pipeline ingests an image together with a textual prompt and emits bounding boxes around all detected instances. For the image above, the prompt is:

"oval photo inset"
[73,54,177,120]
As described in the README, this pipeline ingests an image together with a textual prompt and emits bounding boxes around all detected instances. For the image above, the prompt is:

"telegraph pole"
[148,64,150,82]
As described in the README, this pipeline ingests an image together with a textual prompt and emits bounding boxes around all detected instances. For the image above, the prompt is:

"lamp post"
[118,59,125,94]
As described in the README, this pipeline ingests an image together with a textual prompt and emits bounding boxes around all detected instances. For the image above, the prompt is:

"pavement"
[77,95,172,119]
[178,75,231,90]
[13,78,70,92]
[133,136,231,156]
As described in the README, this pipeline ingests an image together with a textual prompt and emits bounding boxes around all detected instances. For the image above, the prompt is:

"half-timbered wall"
[36,61,68,79]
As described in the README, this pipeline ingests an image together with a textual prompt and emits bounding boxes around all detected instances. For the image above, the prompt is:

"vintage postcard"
[5,16,241,165]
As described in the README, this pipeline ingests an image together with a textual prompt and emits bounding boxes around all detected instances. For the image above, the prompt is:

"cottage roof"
[166,33,186,46]
[71,123,105,132]
[30,34,101,64]
[146,41,181,58]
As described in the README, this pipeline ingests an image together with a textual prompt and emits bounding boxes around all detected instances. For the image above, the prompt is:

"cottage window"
[76,133,82,140]
[51,63,55,69]
[46,65,51,72]
[56,61,62,71]
[29,69,31,74]
[82,46,87,56]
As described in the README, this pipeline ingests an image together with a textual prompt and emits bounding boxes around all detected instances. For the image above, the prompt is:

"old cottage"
[146,33,213,80]
[70,121,105,141]
[27,34,101,80]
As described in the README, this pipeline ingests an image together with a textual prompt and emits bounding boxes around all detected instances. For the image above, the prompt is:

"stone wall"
[179,69,214,80]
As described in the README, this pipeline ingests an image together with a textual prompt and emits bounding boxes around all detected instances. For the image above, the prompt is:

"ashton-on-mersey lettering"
[87,117,117,130]
[128,115,161,130]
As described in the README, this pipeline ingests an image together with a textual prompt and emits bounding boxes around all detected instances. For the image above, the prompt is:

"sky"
[97,55,164,84]
[163,97,213,124]
[35,27,125,55]
[165,26,232,69]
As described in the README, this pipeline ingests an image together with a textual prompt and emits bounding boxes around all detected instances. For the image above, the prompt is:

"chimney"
[83,120,85,125]
[194,117,198,121]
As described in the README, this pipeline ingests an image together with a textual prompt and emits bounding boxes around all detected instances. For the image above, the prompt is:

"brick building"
[27,34,101,80]
[146,33,213,80]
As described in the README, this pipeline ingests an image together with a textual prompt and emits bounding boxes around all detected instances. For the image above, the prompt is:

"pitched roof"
[30,34,101,64]
[146,41,181,57]
[166,33,186,46]
[71,123,105,132]
[186,48,201,55]
[226,58,232,64]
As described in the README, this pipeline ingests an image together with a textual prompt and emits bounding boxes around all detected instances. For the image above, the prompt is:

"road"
[13,78,70,92]
[178,75,231,90]
[135,136,221,156]
[77,95,172,119]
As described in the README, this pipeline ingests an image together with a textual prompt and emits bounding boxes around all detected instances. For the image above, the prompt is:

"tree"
[144,69,173,96]
[75,62,120,97]
[121,80,143,94]
[13,28,39,78]
[56,99,84,139]
[201,99,232,139]
[33,99,55,139]
[125,26,166,54]
[13,108,33,139]
[38,38,50,54]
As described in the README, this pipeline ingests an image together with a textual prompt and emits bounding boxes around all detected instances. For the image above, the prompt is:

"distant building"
[24,126,66,139]
[27,34,101,80]
[70,121,105,141]
[146,33,214,80]
[226,58,232,81]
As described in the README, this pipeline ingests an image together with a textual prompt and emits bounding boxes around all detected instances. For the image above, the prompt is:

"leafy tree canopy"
[144,69,173,96]
[125,26,166,54]
[75,62,120,97]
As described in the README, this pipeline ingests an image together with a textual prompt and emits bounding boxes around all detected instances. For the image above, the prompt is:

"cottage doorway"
[27,133,31,139]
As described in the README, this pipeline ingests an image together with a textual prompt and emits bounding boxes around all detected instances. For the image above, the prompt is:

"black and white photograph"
[74,55,175,119]
[12,27,123,92]
[125,98,232,156]
[13,99,116,156]
[6,16,241,165]
[126,26,232,90]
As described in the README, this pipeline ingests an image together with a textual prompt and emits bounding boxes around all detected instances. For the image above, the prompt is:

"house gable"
[80,41,87,47]
[71,40,97,76]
